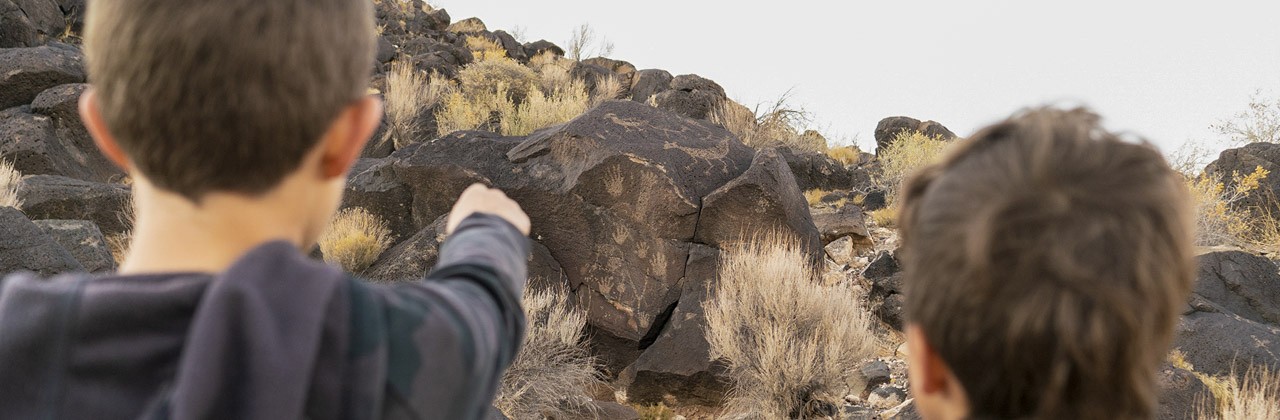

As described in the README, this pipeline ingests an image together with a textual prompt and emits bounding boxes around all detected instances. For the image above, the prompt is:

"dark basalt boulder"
[874,116,956,155]
[33,219,114,273]
[654,74,727,120]
[16,175,131,237]
[0,43,86,110]
[629,69,673,103]
[1193,250,1280,326]
[1173,295,1280,380]
[0,108,121,183]
[29,83,124,183]
[522,40,564,59]
[0,0,64,48]
[777,147,874,192]
[1205,142,1280,215]
[0,206,83,276]
[388,100,817,371]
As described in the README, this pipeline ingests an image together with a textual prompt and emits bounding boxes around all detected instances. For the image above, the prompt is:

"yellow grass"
[1197,366,1280,420]
[870,207,897,229]
[803,189,827,207]
[826,145,862,166]
[465,36,508,62]
[500,80,591,136]
[457,57,538,103]
[705,233,879,419]
[633,403,677,420]
[876,131,949,206]
[318,208,393,274]
[106,231,131,266]
[385,61,452,149]
[590,75,623,105]
[0,159,22,209]
[496,287,602,419]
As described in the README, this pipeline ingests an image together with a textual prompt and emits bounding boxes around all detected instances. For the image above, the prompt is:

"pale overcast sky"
[434,0,1280,158]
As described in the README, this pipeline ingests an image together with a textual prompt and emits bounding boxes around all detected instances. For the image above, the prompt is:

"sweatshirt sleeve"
[348,213,529,420]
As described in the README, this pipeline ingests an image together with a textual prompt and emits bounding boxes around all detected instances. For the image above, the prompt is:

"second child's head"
[78,0,381,246]
[898,108,1195,419]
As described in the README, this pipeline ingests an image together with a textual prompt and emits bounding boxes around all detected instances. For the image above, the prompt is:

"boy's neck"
[118,181,318,275]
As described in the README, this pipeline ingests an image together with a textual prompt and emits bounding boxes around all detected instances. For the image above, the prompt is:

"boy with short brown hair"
[898,108,1197,419]
[0,0,531,418]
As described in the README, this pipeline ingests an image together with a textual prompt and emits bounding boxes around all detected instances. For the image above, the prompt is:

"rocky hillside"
[3,1,1280,419]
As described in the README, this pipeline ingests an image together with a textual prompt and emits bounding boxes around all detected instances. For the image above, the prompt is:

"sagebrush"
[385,61,452,149]
[318,208,393,274]
[704,234,879,419]
[495,287,602,419]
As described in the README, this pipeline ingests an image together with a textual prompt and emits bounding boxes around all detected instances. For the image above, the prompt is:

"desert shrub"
[875,131,949,206]
[590,75,622,105]
[633,403,677,420]
[565,23,614,61]
[501,80,590,137]
[1212,92,1280,145]
[318,208,393,274]
[1188,166,1268,248]
[385,61,452,148]
[1195,365,1280,420]
[704,234,879,419]
[457,58,538,103]
[436,82,514,136]
[495,287,602,419]
[712,93,827,154]
[826,145,863,166]
[869,207,897,229]
[465,35,508,62]
[0,160,22,209]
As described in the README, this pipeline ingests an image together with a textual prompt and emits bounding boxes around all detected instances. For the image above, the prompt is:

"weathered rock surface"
[863,251,905,331]
[778,147,874,192]
[629,69,673,103]
[1156,364,1212,420]
[0,44,85,110]
[0,0,63,48]
[874,116,956,155]
[694,147,822,256]
[1174,296,1280,379]
[1193,250,1280,326]
[388,100,817,372]
[0,206,83,276]
[654,74,727,120]
[344,158,415,240]
[617,245,730,406]
[16,175,131,236]
[33,219,114,273]
[364,214,447,282]
[812,204,871,245]
[29,83,123,183]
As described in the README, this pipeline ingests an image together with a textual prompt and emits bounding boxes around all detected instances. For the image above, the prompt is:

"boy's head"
[898,108,1195,419]
[78,0,381,244]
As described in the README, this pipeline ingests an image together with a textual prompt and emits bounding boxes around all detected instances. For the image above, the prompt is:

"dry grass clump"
[869,207,897,229]
[495,287,602,419]
[318,208,393,274]
[465,35,508,62]
[457,58,539,103]
[712,93,828,154]
[590,75,623,105]
[826,145,863,166]
[0,159,23,209]
[633,403,677,420]
[384,61,453,149]
[501,80,591,136]
[875,131,949,206]
[1202,367,1280,420]
[705,233,879,419]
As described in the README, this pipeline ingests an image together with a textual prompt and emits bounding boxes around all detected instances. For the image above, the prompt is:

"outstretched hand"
[446,184,531,236]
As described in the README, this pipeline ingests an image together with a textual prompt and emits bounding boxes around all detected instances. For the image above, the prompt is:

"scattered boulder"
[858,360,892,392]
[777,147,874,192]
[15,175,132,237]
[485,30,528,63]
[861,190,888,212]
[33,219,114,273]
[446,17,486,33]
[344,158,415,240]
[863,251,906,331]
[522,40,564,59]
[0,109,119,183]
[694,148,823,257]
[824,235,856,266]
[874,116,956,155]
[0,0,64,48]
[654,74,727,120]
[629,69,672,103]
[1193,250,1280,326]
[375,36,395,64]
[1156,363,1212,420]
[0,206,83,276]
[812,204,871,245]
[0,43,86,110]
[1205,142,1280,215]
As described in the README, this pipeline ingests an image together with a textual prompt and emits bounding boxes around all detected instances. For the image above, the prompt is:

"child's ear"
[320,95,382,179]
[78,89,132,171]
[906,323,971,419]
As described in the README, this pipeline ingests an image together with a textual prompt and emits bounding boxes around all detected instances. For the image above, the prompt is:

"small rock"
[859,360,892,390]
[825,236,855,266]
[867,385,908,409]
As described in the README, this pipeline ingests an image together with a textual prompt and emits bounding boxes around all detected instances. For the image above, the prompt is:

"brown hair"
[898,108,1196,419]
[83,0,375,201]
